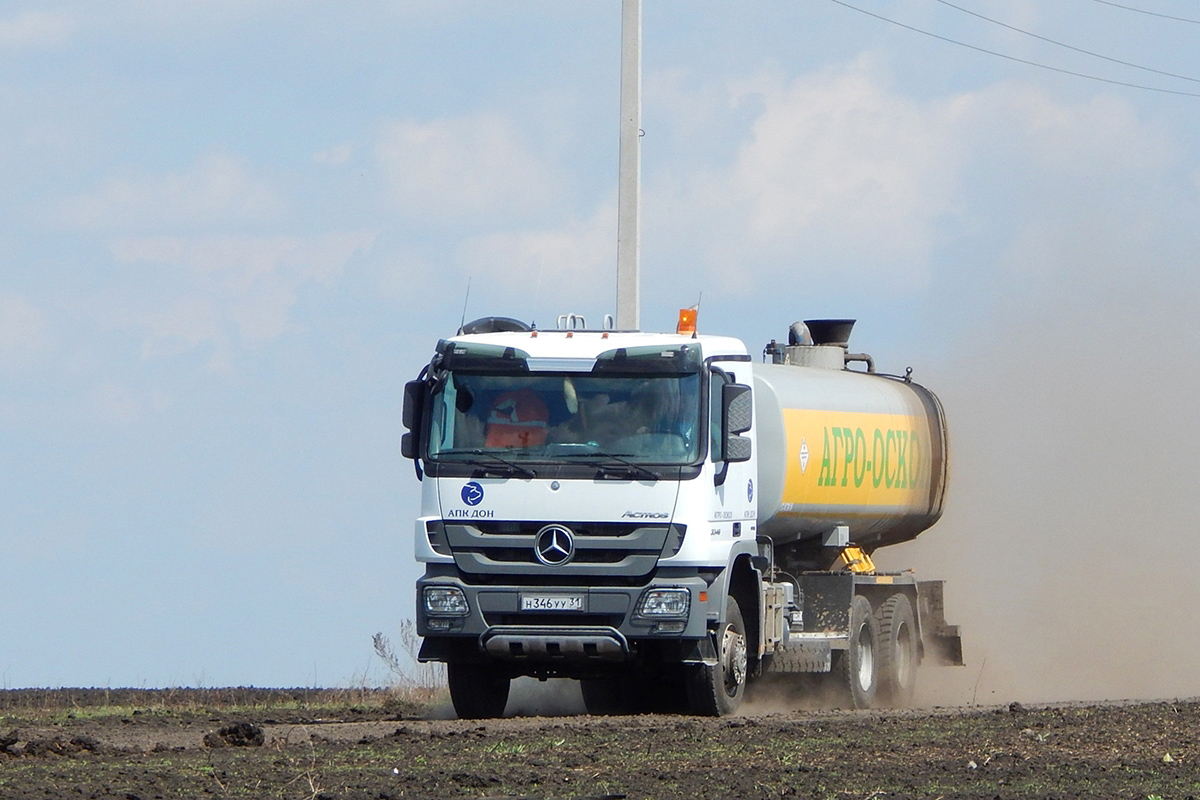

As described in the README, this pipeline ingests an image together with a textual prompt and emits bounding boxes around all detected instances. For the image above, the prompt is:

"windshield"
[427,372,702,465]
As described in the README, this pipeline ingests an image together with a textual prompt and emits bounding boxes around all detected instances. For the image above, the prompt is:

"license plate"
[520,594,585,612]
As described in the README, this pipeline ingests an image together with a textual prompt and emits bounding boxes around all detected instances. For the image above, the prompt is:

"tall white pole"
[616,0,641,330]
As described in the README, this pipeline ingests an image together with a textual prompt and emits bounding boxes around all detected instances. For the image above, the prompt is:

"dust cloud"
[877,250,1200,705]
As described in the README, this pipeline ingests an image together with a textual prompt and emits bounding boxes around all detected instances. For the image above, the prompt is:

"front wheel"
[447,663,510,719]
[686,597,748,716]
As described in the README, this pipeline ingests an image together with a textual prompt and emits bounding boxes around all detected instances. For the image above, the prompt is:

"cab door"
[708,363,756,539]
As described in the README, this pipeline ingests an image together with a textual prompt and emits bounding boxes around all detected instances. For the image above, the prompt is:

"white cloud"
[376,114,560,226]
[732,62,953,251]
[646,58,1186,300]
[930,80,1183,300]
[458,205,616,313]
[62,154,284,232]
[956,82,1173,179]
[0,293,49,367]
[647,57,961,292]
[313,143,355,166]
[0,11,75,49]
[108,231,376,359]
[87,381,148,425]
[77,1,459,37]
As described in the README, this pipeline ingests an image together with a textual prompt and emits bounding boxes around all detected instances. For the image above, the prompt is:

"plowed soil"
[2,687,1198,799]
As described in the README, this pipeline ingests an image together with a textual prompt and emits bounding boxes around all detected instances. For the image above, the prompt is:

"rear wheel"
[835,595,880,709]
[686,597,748,716]
[876,593,919,707]
[447,663,510,719]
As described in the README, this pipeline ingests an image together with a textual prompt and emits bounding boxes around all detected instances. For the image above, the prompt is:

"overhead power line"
[827,0,1200,98]
[935,0,1200,84]
[1089,0,1200,25]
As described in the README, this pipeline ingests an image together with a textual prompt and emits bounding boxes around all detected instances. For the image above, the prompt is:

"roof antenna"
[457,277,472,334]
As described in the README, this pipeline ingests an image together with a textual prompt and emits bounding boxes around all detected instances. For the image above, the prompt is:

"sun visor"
[436,340,530,372]
[592,344,702,375]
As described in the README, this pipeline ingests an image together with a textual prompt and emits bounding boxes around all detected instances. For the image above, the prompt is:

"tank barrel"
[752,320,948,555]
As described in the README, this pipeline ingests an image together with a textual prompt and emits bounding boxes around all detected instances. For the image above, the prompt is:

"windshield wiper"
[559,452,661,481]
[437,448,537,479]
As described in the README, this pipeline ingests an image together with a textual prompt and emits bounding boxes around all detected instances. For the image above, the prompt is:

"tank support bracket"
[837,546,877,574]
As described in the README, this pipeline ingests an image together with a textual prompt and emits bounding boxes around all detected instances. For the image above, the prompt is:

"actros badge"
[461,481,484,506]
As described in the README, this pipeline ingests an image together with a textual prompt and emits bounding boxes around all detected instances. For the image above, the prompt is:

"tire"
[876,592,919,707]
[835,594,880,709]
[447,663,510,719]
[686,596,748,716]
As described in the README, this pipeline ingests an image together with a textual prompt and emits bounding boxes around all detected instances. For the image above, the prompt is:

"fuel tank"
[753,331,948,552]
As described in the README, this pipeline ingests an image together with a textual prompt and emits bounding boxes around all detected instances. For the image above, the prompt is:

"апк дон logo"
[461,481,484,506]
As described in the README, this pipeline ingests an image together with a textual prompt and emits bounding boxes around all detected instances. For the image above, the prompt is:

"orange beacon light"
[676,307,697,335]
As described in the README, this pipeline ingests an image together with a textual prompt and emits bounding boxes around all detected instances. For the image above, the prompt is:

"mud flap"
[917,580,963,666]
[679,635,718,666]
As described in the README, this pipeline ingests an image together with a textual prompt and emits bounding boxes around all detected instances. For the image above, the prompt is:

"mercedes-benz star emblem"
[534,525,576,566]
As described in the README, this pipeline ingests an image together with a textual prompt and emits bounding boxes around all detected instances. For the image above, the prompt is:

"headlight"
[424,586,469,616]
[635,588,690,618]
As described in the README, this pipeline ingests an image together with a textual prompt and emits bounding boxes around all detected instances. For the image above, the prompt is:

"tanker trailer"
[751,320,961,708]
[756,319,948,555]
[402,314,961,717]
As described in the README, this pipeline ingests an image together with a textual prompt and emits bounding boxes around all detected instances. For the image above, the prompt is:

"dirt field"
[2,687,1198,799]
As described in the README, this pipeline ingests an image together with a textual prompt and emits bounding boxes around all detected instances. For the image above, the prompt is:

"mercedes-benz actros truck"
[402,313,962,718]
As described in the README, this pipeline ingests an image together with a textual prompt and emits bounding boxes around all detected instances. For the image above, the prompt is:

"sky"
[3,1,1200,700]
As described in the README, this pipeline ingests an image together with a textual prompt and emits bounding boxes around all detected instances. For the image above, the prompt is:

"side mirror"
[722,383,753,463]
[402,379,425,431]
[402,379,426,479]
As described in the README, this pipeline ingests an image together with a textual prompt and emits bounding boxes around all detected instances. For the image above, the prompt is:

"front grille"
[444,520,685,578]
[464,547,635,566]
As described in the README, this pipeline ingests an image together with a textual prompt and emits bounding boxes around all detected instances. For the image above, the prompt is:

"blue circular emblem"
[747,479,754,503]
[461,481,485,506]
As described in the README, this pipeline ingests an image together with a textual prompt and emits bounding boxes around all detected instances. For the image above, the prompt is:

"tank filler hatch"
[802,319,855,347]
[765,319,875,373]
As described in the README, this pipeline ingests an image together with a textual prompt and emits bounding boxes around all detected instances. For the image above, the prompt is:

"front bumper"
[416,572,714,670]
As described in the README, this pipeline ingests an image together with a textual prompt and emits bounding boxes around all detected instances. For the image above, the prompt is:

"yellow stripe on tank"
[782,409,931,509]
